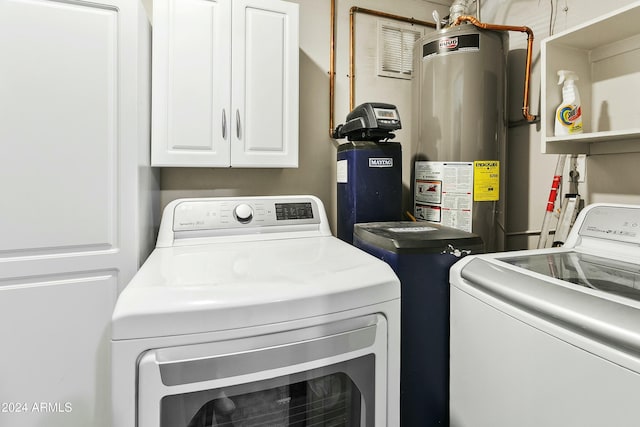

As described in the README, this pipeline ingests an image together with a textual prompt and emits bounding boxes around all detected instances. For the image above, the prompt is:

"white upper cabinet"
[230,0,299,167]
[152,0,299,167]
[152,0,231,167]
[541,1,640,155]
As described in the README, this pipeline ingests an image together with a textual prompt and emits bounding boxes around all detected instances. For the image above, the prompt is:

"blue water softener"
[334,103,403,243]
[353,222,484,427]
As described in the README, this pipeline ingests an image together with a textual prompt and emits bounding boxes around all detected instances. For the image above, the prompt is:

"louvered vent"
[378,21,422,80]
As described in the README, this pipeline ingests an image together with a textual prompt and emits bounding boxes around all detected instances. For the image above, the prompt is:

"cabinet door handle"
[236,109,241,139]
[222,109,227,139]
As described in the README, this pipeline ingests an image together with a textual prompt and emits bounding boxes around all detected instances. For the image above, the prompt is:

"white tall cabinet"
[0,0,157,425]
[151,0,299,167]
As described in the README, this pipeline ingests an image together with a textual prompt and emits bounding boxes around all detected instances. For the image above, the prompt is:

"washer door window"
[501,252,640,302]
[137,315,387,427]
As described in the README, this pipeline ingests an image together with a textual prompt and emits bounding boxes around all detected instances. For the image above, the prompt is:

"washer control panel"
[578,205,640,245]
[172,196,321,232]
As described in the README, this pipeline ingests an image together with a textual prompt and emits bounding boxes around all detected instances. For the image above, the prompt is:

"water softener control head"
[333,102,402,142]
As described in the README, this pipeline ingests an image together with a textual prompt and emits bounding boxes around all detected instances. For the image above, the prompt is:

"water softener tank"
[412,24,508,251]
[334,103,403,243]
[337,142,402,243]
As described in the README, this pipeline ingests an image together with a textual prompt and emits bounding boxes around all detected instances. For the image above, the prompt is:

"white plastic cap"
[558,70,579,85]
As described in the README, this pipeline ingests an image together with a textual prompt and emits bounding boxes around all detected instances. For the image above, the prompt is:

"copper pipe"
[329,5,435,137]
[329,0,336,138]
[349,8,355,111]
[348,7,435,111]
[453,15,537,122]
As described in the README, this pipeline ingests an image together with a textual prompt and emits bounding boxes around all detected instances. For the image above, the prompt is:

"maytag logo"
[369,158,393,167]
[439,37,458,49]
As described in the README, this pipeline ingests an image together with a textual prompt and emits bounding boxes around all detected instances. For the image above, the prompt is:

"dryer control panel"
[157,196,332,246]
[173,198,320,231]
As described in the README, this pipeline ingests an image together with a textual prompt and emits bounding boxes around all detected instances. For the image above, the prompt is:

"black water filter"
[336,141,402,243]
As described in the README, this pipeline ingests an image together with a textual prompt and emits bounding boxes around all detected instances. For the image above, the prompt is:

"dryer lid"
[112,236,400,340]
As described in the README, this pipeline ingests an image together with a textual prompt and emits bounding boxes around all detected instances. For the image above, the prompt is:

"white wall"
[481,0,640,249]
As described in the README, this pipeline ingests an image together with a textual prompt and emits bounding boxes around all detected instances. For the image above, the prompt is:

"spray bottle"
[554,70,583,135]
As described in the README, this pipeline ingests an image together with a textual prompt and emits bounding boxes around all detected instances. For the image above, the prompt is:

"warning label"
[414,161,473,232]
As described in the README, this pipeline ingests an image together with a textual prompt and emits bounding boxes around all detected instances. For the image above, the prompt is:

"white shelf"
[541,1,640,155]
[545,129,640,155]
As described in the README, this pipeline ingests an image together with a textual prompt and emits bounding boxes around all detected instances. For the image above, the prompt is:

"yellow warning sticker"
[473,160,500,201]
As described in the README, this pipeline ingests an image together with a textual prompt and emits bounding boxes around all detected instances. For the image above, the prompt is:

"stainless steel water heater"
[412,24,508,251]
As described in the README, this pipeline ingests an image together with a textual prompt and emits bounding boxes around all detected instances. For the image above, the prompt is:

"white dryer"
[112,195,400,427]
[450,203,640,427]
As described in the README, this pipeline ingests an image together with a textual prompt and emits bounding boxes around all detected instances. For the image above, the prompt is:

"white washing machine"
[111,195,400,427]
[450,203,640,427]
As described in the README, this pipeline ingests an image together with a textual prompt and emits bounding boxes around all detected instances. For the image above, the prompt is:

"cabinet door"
[0,0,149,425]
[152,0,232,166]
[230,0,299,168]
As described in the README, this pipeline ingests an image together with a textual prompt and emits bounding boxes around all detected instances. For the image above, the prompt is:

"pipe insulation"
[449,0,476,24]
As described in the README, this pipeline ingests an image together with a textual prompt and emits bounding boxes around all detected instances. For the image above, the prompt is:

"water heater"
[412,24,508,251]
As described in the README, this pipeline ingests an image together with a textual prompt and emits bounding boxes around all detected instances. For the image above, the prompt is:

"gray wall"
[481,0,640,249]
[142,0,450,235]
[143,0,640,249]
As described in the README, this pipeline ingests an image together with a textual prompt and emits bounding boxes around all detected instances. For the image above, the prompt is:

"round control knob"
[234,203,253,224]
